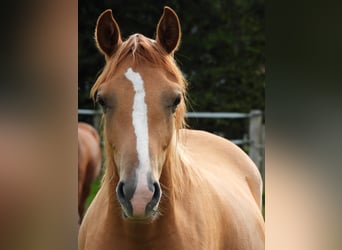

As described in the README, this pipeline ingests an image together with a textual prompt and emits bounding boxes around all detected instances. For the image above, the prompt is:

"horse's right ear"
[95,9,122,59]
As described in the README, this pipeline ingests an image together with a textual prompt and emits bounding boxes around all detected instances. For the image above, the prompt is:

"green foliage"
[79,0,264,140]
[85,178,101,208]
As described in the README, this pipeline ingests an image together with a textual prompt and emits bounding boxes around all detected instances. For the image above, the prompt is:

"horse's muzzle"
[116,180,161,219]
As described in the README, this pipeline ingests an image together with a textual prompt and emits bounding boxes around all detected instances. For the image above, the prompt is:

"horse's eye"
[96,95,107,112]
[171,94,181,113]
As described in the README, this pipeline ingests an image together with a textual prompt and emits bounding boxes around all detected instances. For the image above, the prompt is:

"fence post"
[249,110,263,175]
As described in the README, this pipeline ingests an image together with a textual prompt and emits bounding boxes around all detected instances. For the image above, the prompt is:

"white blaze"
[124,68,151,192]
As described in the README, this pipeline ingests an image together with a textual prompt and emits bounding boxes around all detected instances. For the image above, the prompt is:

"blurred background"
[0,1,78,249]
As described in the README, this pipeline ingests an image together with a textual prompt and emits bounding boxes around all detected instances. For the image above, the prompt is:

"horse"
[78,122,102,224]
[79,7,264,249]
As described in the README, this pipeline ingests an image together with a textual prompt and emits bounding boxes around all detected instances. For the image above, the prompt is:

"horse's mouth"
[121,207,159,223]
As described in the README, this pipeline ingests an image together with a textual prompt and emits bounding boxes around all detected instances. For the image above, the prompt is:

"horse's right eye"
[96,95,108,112]
[98,98,106,107]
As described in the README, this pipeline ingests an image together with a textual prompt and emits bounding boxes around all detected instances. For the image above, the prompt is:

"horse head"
[91,7,186,220]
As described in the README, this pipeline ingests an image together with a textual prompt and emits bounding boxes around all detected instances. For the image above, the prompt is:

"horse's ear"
[95,9,122,58]
[156,6,181,55]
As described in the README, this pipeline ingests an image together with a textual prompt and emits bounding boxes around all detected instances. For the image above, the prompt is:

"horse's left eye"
[170,94,181,113]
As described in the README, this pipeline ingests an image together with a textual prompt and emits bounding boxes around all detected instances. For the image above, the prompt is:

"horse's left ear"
[156,6,181,55]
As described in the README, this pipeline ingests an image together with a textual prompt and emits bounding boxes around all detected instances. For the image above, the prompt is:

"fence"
[78,109,264,177]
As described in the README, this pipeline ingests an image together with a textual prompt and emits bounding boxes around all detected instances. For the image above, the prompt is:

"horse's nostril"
[116,181,125,202]
[145,182,161,215]
[152,182,161,203]
[116,181,136,203]
[116,181,134,217]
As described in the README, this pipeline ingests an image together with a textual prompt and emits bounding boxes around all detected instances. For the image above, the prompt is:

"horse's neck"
[164,141,199,197]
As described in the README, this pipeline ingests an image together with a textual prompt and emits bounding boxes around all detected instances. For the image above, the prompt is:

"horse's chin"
[121,210,159,224]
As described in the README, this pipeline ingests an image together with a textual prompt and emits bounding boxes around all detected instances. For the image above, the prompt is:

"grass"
[85,177,102,208]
